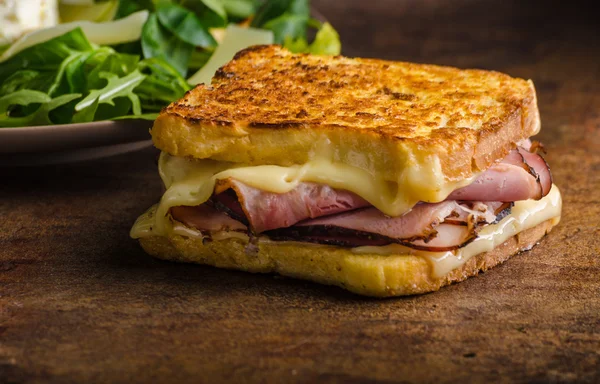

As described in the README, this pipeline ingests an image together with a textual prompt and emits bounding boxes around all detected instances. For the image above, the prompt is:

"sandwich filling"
[132,140,558,265]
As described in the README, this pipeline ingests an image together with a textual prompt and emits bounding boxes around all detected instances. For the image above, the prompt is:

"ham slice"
[265,201,511,251]
[446,162,540,201]
[295,201,465,241]
[170,200,512,251]
[517,147,552,198]
[446,147,552,201]
[212,179,369,233]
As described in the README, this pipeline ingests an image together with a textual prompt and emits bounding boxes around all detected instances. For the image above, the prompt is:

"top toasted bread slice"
[152,45,540,182]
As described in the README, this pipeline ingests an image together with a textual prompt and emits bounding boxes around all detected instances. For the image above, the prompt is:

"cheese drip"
[144,151,476,235]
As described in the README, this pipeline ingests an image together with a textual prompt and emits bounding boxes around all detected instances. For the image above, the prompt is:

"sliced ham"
[295,201,465,242]
[212,179,369,233]
[264,200,511,251]
[446,147,552,201]
[446,162,539,201]
[266,212,495,251]
[517,147,552,198]
[170,199,511,251]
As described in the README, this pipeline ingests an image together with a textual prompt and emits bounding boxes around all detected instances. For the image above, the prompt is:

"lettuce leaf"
[307,22,341,55]
[252,0,309,44]
[221,0,257,19]
[156,3,217,48]
[252,0,309,27]
[141,13,193,77]
[284,22,341,56]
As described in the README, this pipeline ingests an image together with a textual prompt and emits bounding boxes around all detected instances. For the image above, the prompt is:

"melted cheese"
[130,150,560,279]
[352,184,562,277]
[130,184,562,278]
[145,151,476,236]
[130,205,250,242]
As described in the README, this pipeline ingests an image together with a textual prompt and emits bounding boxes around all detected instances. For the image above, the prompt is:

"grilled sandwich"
[131,45,561,297]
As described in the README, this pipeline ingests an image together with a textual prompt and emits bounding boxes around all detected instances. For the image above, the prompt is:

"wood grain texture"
[1,0,599,383]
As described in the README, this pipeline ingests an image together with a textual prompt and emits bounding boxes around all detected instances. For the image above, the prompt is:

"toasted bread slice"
[139,219,556,297]
[152,45,540,182]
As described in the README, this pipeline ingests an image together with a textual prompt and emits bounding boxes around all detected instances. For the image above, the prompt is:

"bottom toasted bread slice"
[138,219,557,297]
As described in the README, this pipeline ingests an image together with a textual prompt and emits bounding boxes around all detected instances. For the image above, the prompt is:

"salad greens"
[0,0,342,127]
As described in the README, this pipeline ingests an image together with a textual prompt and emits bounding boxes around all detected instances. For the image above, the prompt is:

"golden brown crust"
[139,219,556,297]
[152,45,540,182]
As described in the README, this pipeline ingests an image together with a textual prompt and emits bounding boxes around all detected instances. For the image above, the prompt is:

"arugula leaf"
[221,0,256,19]
[0,90,50,113]
[86,50,140,90]
[136,57,191,111]
[77,95,136,122]
[72,68,146,122]
[111,112,159,121]
[156,3,217,48]
[0,28,93,85]
[308,22,341,55]
[252,0,308,25]
[198,0,227,22]
[253,0,309,43]
[47,52,88,96]
[178,0,228,28]
[188,48,214,71]
[283,22,341,56]
[288,0,310,18]
[263,13,308,44]
[75,70,146,117]
[141,13,193,77]
[115,0,156,19]
[251,0,291,27]
[71,96,99,123]
[0,71,44,94]
[283,36,309,53]
[64,51,98,94]
[0,92,81,127]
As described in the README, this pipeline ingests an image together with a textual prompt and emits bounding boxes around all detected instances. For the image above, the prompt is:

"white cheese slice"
[0,0,59,46]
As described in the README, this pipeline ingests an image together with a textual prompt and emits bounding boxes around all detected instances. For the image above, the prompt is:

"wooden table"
[2,1,599,382]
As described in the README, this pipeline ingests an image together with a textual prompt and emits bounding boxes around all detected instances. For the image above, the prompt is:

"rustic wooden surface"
[1,1,599,383]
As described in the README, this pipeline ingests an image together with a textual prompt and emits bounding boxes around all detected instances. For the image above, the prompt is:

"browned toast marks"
[152,45,540,181]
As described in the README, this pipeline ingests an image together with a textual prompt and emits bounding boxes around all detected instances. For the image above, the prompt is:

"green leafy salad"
[0,0,341,128]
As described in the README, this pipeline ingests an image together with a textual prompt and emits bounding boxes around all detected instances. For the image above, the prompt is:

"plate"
[0,119,153,166]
